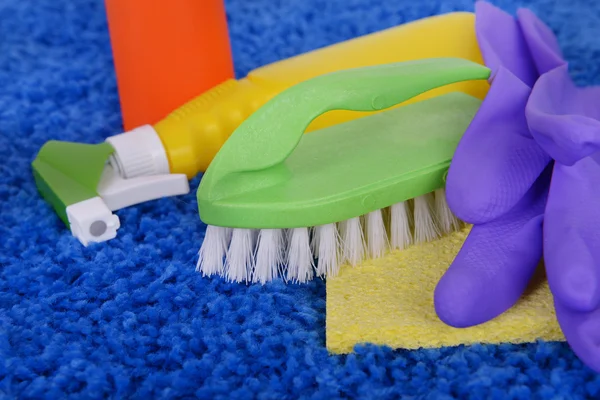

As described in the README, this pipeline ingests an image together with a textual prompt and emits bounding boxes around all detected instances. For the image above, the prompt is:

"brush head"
[196,93,479,283]
[196,58,490,283]
[198,189,463,283]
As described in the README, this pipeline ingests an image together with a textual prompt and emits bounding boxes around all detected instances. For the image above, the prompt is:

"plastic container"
[104,0,234,130]
[152,12,490,177]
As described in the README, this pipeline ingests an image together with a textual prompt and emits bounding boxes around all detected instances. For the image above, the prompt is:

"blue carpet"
[1,0,600,398]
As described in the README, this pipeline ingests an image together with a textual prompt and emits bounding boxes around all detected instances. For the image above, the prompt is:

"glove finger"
[554,299,600,373]
[446,67,550,224]
[475,1,538,86]
[544,157,600,312]
[435,165,551,327]
[517,7,566,75]
[527,65,600,166]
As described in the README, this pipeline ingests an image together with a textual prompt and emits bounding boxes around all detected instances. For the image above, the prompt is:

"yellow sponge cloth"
[326,227,565,354]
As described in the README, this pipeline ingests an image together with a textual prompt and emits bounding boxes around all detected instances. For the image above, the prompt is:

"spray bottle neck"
[153,78,277,179]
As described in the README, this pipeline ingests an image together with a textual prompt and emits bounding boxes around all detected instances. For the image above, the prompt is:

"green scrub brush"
[196,57,490,284]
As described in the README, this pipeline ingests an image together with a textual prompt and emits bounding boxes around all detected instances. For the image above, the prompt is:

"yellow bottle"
[152,12,489,179]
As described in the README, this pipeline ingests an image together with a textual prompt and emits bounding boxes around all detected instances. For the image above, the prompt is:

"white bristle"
[252,229,284,284]
[315,224,341,277]
[196,225,230,276]
[365,210,389,259]
[413,193,441,244]
[340,217,365,266]
[224,228,256,283]
[390,201,413,250]
[198,190,463,284]
[434,188,461,234]
[310,226,320,255]
[286,228,315,283]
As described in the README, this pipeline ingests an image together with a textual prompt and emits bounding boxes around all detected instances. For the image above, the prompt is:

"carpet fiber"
[1,0,600,398]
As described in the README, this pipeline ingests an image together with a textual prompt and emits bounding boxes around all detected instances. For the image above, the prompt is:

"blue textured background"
[1,0,600,398]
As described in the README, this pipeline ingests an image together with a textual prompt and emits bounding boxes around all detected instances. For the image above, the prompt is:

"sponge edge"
[326,227,564,354]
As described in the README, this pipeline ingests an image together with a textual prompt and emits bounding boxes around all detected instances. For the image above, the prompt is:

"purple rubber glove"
[550,157,600,372]
[527,66,600,167]
[517,7,567,78]
[520,8,600,372]
[440,1,600,373]
[526,65,600,372]
[445,66,549,225]
[528,66,600,312]
[472,1,537,88]
[436,2,554,327]
[445,2,550,225]
[555,302,600,373]
[435,165,551,327]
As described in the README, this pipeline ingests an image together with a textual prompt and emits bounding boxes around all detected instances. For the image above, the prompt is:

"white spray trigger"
[97,164,190,211]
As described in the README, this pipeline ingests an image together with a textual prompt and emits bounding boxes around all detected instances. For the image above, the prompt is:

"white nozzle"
[105,125,170,179]
[66,197,120,246]
[73,124,189,247]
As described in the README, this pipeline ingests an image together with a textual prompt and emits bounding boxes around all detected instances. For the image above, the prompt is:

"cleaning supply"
[104,0,234,130]
[154,11,489,178]
[32,128,190,246]
[34,11,490,246]
[326,226,563,354]
[527,62,600,374]
[434,2,557,330]
[196,57,491,284]
[433,2,600,375]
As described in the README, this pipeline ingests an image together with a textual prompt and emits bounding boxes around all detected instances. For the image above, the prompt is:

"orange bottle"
[104,0,234,131]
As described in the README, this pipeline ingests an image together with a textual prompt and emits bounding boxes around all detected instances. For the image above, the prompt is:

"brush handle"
[200,57,490,199]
